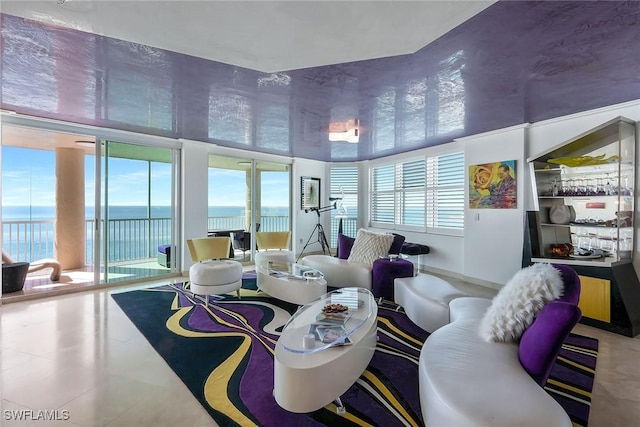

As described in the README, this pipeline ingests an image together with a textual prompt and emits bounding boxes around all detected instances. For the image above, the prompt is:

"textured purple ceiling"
[1,1,639,161]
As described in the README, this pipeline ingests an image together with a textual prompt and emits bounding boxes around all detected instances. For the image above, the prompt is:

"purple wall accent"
[2,1,639,161]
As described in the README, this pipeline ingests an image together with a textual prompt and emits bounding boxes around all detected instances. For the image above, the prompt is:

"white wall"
[460,125,527,286]
[181,141,209,271]
[292,158,327,257]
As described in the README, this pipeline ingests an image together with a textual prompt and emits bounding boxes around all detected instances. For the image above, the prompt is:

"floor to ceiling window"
[100,141,179,284]
[208,154,290,262]
[1,124,180,298]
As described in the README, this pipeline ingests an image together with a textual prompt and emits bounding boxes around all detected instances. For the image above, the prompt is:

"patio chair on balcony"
[232,223,260,257]
[2,249,61,282]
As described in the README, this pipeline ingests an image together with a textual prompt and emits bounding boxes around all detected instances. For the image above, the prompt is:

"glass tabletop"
[278,287,376,354]
[258,260,324,281]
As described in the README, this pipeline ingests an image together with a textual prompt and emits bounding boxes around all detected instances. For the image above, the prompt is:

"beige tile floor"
[1,273,639,427]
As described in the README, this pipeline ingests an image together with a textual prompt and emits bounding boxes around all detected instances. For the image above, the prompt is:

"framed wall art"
[301,176,320,210]
[469,160,517,209]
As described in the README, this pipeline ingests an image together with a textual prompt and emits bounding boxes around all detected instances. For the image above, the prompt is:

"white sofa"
[300,255,371,290]
[419,296,572,427]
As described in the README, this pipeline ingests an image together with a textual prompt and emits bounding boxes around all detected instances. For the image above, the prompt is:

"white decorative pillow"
[479,263,564,343]
[347,229,394,266]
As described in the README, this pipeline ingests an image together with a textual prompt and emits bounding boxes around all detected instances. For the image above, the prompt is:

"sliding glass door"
[208,155,290,263]
[100,141,178,283]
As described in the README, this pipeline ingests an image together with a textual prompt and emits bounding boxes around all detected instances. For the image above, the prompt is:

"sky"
[2,146,289,208]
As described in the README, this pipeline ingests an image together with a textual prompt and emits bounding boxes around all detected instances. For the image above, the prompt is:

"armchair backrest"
[519,301,582,386]
[256,231,290,250]
[552,264,581,304]
[187,237,231,262]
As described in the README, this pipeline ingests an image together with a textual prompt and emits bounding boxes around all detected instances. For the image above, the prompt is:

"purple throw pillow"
[519,301,582,387]
[337,234,356,259]
[389,233,406,255]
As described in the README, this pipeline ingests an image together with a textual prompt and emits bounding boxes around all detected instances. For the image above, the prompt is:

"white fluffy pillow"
[347,229,394,266]
[479,263,564,343]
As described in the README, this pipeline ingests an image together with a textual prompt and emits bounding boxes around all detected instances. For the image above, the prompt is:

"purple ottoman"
[158,245,172,268]
[372,258,414,300]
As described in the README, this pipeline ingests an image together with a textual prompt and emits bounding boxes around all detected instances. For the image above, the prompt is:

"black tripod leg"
[318,225,330,255]
[297,223,320,262]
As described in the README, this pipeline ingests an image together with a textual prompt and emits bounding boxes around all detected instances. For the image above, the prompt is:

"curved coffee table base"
[274,318,378,413]
[257,269,327,305]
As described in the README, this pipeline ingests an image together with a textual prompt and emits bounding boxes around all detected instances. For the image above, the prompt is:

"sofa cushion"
[300,255,372,289]
[519,301,582,386]
[347,229,394,266]
[479,263,564,343]
[337,233,356,259]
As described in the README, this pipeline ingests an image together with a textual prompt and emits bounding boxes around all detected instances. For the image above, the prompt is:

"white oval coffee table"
[257,260,327,305]
[273,288,378,413]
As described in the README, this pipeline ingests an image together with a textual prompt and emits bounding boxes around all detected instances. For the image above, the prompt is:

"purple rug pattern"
[114,283,426,426]
[112,284,598,426]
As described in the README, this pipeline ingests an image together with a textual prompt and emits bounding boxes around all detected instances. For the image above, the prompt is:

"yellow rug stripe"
[377,318,423,346]
[546,378,592,398]
[204,335,257,427]
[361,370,419,427]
[556,356,596,374]
[201,305,276,357]
[562,344,598,356]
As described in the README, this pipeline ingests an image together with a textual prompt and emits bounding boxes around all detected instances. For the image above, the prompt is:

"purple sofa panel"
[389,233,406,255]
[519,301,582,387]
[372,258,414,299]
[552,264,581,305]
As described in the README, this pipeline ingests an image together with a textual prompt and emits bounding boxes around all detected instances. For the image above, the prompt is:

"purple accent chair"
[519,264,582,387]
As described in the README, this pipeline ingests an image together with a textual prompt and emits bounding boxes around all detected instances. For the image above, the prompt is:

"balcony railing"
[3,215,290,265]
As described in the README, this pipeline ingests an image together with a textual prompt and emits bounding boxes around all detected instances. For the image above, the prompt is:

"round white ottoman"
[189,260,243,305]
[254,250,295,266]
[394,274,467,332]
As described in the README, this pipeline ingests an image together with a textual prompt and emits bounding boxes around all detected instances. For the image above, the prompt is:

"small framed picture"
[301,176,320,210]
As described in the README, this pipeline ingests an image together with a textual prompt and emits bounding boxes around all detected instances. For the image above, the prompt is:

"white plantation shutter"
[330,167,359,244]
[400,160,425,226]
[371,165,395,224]
[371,152,464,231]
[426,152,464,229]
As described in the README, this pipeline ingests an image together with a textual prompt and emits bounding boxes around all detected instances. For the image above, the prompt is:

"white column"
[55,147,85,269]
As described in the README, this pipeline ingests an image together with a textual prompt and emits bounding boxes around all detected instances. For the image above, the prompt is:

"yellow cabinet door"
[578,275,611,323]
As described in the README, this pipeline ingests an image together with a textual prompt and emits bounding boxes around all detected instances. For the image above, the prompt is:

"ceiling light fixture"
[328,119,360,143]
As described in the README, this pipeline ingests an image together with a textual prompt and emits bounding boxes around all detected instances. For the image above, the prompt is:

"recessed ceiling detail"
[1,1,639,162]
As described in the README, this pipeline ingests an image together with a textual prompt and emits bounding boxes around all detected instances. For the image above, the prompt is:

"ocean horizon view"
[2,205,289,221]
[2,205,290,263]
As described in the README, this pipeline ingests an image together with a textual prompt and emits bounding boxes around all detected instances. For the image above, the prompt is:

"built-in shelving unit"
[524,116,640,337]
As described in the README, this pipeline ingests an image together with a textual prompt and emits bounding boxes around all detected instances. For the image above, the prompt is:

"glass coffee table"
[257,260,327,305]
[273,288,377,414]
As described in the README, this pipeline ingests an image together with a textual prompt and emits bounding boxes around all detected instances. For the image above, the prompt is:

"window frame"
[369,151,464,236]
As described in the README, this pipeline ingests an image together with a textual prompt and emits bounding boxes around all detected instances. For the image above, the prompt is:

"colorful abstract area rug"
[111,284,598,427]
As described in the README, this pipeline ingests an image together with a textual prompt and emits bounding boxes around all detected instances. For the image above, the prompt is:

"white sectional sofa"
[300,255,372,289]
[419,297,572,427]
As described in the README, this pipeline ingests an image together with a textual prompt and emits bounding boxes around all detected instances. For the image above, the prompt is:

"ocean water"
[2,205,289,220]
[2,205,289,263]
